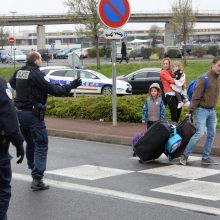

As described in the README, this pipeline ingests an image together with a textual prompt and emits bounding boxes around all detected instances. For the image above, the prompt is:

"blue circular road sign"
[98,0,130,29]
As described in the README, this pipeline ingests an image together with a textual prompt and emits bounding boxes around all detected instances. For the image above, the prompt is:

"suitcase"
[167,117,196,160]
[134,120,174,162]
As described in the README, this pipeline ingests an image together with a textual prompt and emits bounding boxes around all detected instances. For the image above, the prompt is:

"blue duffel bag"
[165,128,182,154]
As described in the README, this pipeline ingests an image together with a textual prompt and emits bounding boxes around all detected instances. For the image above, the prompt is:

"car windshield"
[125,69,160,78]
[14,50,24,55]
[88,70,108,79]
[1,50,9,55]
[125,70,143,78]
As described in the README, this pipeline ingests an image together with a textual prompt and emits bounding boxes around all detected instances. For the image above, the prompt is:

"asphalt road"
[8,137,220,220]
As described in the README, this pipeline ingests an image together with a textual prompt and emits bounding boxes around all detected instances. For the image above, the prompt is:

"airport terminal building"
[8,28,220,50]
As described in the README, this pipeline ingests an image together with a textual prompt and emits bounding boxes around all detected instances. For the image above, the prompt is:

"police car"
[45,68,132,95]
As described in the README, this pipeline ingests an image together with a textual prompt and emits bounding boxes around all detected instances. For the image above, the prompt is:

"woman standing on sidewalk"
[160,58,182,122]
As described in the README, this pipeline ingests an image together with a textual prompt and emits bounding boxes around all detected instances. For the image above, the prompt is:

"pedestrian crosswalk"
[45,154,220,201]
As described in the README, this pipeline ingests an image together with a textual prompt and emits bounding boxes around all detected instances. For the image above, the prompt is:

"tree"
[0,18,9,49]
[169,0,197,64]
[148,25,160,48]
[65,0,103,69]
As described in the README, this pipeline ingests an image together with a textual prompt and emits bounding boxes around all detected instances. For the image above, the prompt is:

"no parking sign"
[98,0,130,126]
[98,0,130,29]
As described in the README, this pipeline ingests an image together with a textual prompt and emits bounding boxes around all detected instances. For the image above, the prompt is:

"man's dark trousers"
[16,110,48,180]
[0,154,12,220]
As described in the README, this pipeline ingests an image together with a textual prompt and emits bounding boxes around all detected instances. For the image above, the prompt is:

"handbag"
[131,132,143,157]
[165,128,182,154]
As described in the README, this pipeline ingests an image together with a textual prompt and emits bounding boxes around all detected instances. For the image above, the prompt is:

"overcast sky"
[1,0,220,32]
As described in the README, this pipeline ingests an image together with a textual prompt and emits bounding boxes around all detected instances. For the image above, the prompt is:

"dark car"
[38,49,52,61]
[164,46,182,58]
[0,50,10,63]
[117,68,162,94]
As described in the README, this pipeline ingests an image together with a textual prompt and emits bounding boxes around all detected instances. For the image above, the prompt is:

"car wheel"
[102,85,112,96]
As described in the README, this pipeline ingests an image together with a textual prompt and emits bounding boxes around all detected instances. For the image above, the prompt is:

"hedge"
[45,95,193,123]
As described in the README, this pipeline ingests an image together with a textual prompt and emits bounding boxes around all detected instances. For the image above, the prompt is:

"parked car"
[0,49,26,63]
[40,66,69,74]
[0,50,10,63]
[180,44,198,55]
[164,46,182,58]
[53,49,67,59]
[117,68,162,94]
[73,48,89,58]
[46,68,132,95]
[38,49,52,61]
[56,48,78,59]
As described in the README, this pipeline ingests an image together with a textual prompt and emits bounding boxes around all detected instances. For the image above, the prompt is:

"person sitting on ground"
[171,61,189,109]
[142,83,166,133]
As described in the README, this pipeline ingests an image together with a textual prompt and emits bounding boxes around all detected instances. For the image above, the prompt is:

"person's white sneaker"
[177,102,184,109]
[179,155,187,165]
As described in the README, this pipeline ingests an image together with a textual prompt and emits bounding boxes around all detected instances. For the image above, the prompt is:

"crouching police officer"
[9,51,81,191]
[0,77,24,220]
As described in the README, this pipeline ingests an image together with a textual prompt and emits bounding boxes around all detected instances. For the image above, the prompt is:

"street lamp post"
[9,11,17,45]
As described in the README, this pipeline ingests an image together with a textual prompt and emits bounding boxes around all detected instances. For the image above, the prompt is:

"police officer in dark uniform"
[9,51,81,191]
[0,77,24,220]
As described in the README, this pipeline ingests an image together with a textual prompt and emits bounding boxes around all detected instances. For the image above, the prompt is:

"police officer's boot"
[31,179,50,191]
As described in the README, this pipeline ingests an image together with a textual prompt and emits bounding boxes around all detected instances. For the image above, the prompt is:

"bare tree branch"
[65,0,104,69]
[170,0,197,63]
[0,18,9,49]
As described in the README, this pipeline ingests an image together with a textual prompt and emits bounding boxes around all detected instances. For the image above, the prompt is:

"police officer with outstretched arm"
[9,51,81,191]
[0,77,24,220]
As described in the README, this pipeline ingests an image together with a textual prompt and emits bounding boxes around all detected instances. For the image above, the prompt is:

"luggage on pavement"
[134,120,174,162]
[131,132,143,157]
[167,117,196,160]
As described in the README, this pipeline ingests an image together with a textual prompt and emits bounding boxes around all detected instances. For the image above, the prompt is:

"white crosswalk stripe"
[139,164,220,179]
[46,165,134,180]
[152,180,220,201]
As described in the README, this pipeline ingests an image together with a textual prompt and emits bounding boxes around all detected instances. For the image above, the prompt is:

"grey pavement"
[45,116,220,156]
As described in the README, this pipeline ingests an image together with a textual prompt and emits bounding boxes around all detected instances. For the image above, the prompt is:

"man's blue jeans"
[17,110,48,180]
[183,107,217,159]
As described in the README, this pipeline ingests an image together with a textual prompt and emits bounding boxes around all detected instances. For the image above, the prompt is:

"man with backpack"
[180,56,220,166]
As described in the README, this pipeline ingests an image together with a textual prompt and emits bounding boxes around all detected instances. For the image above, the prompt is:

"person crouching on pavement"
[180,56,220,166]
[9,51,82,191]
[142,83,166,133]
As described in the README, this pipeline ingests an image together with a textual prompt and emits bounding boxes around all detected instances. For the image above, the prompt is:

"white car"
[46,68,132,95]
[7,50,27,62]
[40,66,69,74]
[73,48,89,58]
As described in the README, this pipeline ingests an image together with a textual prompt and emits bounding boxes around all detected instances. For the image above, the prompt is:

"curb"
[47,128,131,145]
[47,128,220,156]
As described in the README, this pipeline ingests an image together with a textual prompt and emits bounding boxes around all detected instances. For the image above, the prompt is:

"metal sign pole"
[13,48,15,68]
[112,39,117,126]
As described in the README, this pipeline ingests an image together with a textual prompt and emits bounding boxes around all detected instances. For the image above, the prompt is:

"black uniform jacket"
[9,62,72,107]
[0,77,24,147]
